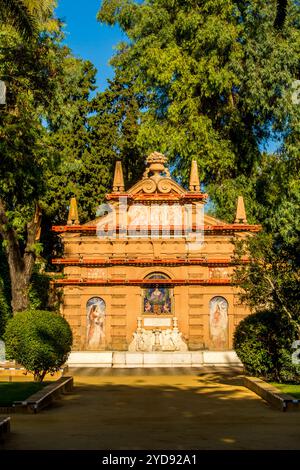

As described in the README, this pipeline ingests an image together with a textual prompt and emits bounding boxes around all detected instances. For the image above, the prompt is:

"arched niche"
[209,296,228,350]
[143,272,172,315]
[86,297,106,350]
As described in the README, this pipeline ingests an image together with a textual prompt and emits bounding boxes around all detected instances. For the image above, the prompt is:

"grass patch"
[0,382,49,406]
[271,383,300,399]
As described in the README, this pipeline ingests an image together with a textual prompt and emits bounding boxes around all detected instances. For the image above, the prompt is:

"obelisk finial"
[67,197,79,225]
[113,161,125,192]
[189,160,200,192]
[235,196,247,224]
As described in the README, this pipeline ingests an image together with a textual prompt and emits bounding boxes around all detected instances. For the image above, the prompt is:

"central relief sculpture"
[129,317,188,352]
[128,271,188,352]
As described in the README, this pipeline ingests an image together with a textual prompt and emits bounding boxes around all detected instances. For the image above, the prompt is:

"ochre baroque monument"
[52,153,260,356]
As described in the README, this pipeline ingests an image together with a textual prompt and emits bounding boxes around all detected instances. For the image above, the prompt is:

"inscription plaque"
[143,317,172,327]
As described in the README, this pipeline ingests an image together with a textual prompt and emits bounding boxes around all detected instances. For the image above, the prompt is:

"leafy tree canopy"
[98,0,300,222]
[0,4,99,310]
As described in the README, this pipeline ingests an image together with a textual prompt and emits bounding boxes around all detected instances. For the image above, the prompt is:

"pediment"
[58,152,255,234]
[128,176,186,199]
[84,205,229,228]
[204,214,228,225]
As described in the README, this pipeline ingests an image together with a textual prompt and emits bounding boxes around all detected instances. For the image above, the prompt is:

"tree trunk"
[9,266,31,312]
[34,370,47,382]
[0,199,42,313]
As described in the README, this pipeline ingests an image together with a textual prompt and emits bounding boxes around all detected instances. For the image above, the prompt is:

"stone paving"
[1,369,299,450]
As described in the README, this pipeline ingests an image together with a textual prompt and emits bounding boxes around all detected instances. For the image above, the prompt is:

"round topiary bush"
[234,309,300,383]
[4,310,73,381]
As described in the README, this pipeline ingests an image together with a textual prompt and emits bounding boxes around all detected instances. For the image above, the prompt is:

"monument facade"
[52,153,260,352]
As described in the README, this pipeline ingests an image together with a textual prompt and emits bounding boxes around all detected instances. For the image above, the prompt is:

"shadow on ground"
[1,372,299,450]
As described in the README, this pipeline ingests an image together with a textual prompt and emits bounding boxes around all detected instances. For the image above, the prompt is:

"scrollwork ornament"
[157,178,172,193]
[142,179,157,193]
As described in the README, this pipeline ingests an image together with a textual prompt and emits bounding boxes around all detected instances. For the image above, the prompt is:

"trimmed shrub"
[4,310,73,381]
[234,309,300,383]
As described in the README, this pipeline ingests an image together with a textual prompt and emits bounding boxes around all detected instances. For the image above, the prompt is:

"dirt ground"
[1,369,299,450]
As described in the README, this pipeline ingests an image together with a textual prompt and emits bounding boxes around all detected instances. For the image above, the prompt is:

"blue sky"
[55,0,125,91]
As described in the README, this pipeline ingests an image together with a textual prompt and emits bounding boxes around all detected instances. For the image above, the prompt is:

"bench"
[13,376,73,414]
[244,376,299,411]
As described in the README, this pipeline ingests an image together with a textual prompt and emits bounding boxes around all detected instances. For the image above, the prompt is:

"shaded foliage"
[0,0,36,38]
[234,309,300,383]
[274,0,288,29]
[0,244,11,338]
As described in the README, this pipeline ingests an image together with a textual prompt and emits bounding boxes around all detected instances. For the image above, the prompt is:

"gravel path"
[1,370,299,450]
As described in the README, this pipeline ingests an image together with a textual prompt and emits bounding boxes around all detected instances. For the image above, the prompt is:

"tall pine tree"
[98,0,300,222]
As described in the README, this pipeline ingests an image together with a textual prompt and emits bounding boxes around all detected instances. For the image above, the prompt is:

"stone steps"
[67,350,242,368]
[67,366,243,377]
[0,417,10,442]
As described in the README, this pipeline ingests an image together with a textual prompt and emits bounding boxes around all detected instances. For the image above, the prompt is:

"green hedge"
[234,309,300,383]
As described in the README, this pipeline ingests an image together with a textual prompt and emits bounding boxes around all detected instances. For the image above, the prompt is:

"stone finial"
[67,197,79,225]
[235,196,247,224]
[113,161,125,192]
[143,152,171,179]
[146,151,168,166]
[189,160,201,192]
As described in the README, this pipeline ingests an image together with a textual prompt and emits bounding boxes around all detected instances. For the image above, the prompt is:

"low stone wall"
[244,376,299,412]
[13,376,73,414]
[0,377,73,414]
[67,350,242,368]
[0,416,10,441]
